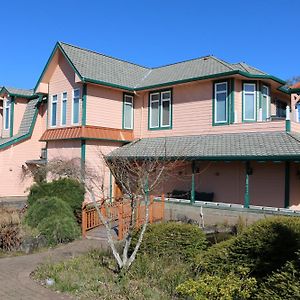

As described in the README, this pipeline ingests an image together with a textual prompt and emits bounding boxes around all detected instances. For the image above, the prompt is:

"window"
[214,82,228,123]
[123,94,133,129]
[4,99,11,130]
[261,85,270,121]
[149,90,172,129]
[275,100,287,118]
[243,83,256,121]
[297,102,300,122]
[51,95,58,127]
[72,89,80,124]
[61,92,67,126]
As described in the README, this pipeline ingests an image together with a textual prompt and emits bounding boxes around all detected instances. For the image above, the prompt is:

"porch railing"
[82,194,165,240]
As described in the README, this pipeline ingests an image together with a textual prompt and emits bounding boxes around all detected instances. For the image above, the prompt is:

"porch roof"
[107,131,300,161]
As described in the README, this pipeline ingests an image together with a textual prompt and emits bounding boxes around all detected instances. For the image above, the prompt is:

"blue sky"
[1,0,299,89]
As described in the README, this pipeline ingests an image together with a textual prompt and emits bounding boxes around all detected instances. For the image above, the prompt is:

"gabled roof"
[107,131,300,161]
[0,97,40,150]
[35,41,286,92]
[0,86,36,98]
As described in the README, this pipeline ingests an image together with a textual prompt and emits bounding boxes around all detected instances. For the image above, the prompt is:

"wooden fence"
[82,194,165,240]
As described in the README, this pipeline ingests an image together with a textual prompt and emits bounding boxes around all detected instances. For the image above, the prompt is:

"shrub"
[256,251,300,300]
[28,178,85,221]
[0,208,22,251]
[176,269,257,300]
[37,215,80,246]
[132,222,207,261]
[194,216,300,279]
[25,196,75,228]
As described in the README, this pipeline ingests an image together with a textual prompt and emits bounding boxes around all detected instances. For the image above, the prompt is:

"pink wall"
[0,103,46,197]
[86,85,123,128]
[48,52,82,128]
[134,79,287,139]
[13,98,28,135]
[160,161,289,208]
[290,162,300,210]
[47,140,81,160]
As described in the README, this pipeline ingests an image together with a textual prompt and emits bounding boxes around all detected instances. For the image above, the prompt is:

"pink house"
[1,41,300,212]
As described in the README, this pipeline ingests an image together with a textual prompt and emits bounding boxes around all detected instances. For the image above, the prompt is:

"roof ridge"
[287,132,300,143]
[149,54,213,69]
[240,62,267,75]
[135,69,153,88]
[58,41,150,70]
[210,56,235,71]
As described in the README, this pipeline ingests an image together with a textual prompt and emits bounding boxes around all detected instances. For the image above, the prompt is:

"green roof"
[53,42,286,91]
[107,131,300,161]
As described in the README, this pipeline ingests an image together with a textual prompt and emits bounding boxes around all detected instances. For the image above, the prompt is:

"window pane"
[5,107,9,129]
[62,100,67,125]
[162,92,171,100]
[244,84,255,92]
[151,101,159,127]
[150,93,159,101]
[74,89,80,98]
[262,86,268,95]
[124,102,132,129]
[216,92,227,122]
[73,98,79,124]
[162,100,170,126]
[244,94,255,120]
[216,83,227,92]
[125,95,133,104]
[51,102,57,126]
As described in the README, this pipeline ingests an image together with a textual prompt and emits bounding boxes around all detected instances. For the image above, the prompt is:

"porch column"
[286,105,291,132]
[244,161,251,208]
[284,161,290,208]
[191,161,195,203]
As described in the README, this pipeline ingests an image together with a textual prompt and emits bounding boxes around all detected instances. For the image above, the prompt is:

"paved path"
[0,239,107,300]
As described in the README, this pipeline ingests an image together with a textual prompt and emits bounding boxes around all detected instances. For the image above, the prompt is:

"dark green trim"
[82,83,87,126]
[83,77,133,92]
[148,88,172,130]
[284,161,290,208]
[0,87,38,100]
[191,161,195,203]
[0,99,40,150]
[242,81,257,123]
[10,96,15,137]
[230,78,235,124]
[290,88,300,93]
[244,162,250,208]
[81,139,86,174]
[212,79,231,126]
[286,120,291,132]
[122,92,134,129]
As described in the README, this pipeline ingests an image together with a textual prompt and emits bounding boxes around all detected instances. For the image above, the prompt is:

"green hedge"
[28,178,85,221]
[194,216,300,279]
[25,196,75,228]
[132,222,208,262]
[37,215,80,246]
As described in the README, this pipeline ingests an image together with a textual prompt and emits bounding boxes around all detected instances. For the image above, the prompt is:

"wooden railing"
[82,194,165,240]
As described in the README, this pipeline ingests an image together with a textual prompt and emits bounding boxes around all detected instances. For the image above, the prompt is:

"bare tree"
[22,152,184,272]
[285,76,300,87]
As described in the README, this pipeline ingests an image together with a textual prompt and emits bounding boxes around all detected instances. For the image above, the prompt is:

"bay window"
[72,89,80,124]
[149,90,172,129]
[243,83,256,121]
[123,94,134,129]
[214,82,228,124]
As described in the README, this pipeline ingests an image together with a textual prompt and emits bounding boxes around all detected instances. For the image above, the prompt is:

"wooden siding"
[48,52,82,128]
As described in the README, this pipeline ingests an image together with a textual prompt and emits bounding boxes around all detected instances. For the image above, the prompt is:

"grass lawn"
[33,249,191,300]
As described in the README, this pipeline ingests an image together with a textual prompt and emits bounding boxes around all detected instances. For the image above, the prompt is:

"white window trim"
[262,85,270,120]
[72,88,80,125]
[149,92,160,128]
[243,83,256,121]
[160,91,171,127]
[3,99,11,130]
[50,94,58,127]
[214,82,228,124]
[61,92,68,126]
[123,94,134,129]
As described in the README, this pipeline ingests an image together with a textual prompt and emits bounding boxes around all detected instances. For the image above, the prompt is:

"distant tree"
[285,76,300,87]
